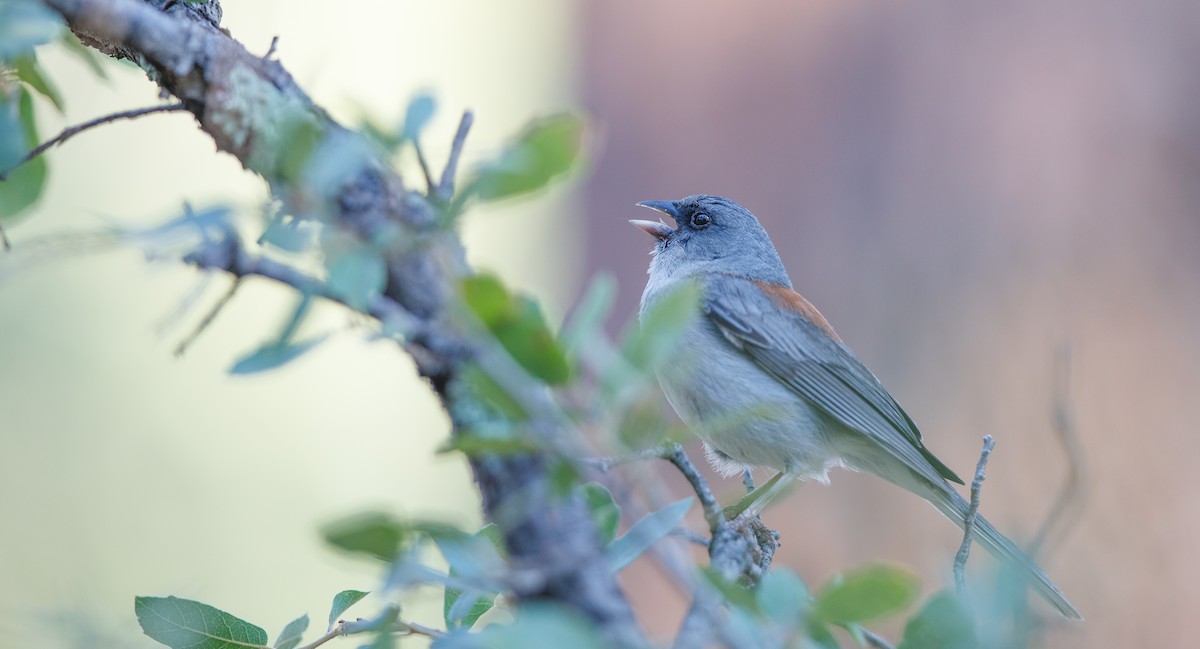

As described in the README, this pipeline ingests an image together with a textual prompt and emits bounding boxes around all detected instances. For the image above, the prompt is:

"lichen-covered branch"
[38,0,642,644]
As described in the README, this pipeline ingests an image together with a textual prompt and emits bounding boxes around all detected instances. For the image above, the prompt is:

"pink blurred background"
[580,1,1200,646]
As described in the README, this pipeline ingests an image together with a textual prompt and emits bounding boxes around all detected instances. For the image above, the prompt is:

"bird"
[630,194,1081,619]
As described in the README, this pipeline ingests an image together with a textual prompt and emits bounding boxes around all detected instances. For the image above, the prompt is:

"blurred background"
[3,0,1199,647]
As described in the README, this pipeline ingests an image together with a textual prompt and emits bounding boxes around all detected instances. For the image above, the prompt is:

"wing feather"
[705,276,964,485]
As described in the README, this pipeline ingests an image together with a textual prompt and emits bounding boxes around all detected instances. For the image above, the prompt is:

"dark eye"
[690,212,711,228]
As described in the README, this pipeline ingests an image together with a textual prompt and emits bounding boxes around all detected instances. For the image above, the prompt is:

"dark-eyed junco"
[631,194,1080,619]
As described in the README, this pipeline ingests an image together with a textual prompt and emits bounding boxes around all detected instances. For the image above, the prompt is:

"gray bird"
[631,194,1081,619]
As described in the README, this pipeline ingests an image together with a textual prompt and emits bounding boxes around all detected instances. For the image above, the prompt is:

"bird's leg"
[741,468,756,493]
[722,471,795,520]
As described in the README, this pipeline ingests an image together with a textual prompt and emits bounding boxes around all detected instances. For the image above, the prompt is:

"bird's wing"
[705,275,964,485]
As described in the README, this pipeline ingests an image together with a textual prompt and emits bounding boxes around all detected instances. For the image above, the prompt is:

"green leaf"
[461,274,571,384]
[814,563,921,625]
[0,86,47,220]
[897,591,977,649]
[402,92,436,141]
[621,280,701,372]
[439,431,535,456]
[273,614,307,649]
[323,512,406,562]
[581,482,620,545]
[228,335,327,375]
[470,114,584,202]
[327,247,387,311]
[14,54,63,113]
[327,590,369,631]
[60,31,109,80]
[134,596,268,649]
[807,621,840,649]
[607,498,692,572]
[0,0,64,60]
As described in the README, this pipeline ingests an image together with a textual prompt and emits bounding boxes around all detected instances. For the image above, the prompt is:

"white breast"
[645,279,845,481]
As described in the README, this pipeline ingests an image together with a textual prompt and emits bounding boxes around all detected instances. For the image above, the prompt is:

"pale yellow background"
[0,2,581,647]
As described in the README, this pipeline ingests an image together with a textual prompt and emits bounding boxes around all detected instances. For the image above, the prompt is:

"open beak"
[630,200,680,240]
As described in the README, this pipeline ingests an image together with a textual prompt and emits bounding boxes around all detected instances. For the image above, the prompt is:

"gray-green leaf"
[327,248,387,311]
[229,335,328,375]
[273,615,307,649]
[402,93,436,141]
[607,498,692,572]
[134,595,268,649]
[327,590,369,631]
[0,0,64,60]
[897,591,977,649]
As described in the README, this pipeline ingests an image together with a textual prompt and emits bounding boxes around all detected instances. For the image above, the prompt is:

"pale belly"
[656,319,847,481]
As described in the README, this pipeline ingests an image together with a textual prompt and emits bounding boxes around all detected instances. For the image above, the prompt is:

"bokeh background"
[3,0,1199,647]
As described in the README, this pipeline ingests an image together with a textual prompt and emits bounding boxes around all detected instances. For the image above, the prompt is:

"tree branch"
[40,0,643,644]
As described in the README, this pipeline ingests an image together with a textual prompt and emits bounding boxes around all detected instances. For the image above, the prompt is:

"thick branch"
[41,0,642,643]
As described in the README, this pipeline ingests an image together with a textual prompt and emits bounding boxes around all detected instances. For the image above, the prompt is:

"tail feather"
[930,487,1083,620]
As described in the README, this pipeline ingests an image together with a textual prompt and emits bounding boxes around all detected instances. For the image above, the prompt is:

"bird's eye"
[691,212,711,228]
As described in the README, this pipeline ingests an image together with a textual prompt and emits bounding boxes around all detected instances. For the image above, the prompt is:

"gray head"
[631,195,791,287]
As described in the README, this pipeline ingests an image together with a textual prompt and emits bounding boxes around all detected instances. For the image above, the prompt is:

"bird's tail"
[926,485,1083,619]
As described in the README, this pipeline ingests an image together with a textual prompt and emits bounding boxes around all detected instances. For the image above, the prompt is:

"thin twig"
[412,139,436,195]
[1029,345,1087,559]
[954,435,995,593]
[0,103,188,181]
[174,276,242,357]
[0,220,10,252]
[399,620,445,638]
[659,443,723,530]
[263,35,279,60]
[294,626,340,649]
[294,616,443,649]
[586,446,669,473]
[438,109,474,199]
[669,527,710,547]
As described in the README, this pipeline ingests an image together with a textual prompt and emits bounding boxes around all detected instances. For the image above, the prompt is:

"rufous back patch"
[753,280,842,342]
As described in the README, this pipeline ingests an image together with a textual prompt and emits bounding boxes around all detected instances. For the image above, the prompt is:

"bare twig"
[263,35,279,59]
[173,276,241,357]
[586,446,667,473]
[0,103,188,181]
[669,528,710,547]
[438,109,475,199]
[954,435,995,593]
[413,139,436,195]
[294,616,442,649]
[1029,345,1087,559]
[659,444,723,530]
[399,620,445,638]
